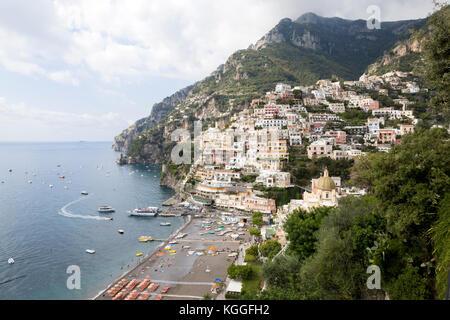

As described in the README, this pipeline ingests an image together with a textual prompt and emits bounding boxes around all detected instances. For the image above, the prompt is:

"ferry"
[97,206,115,213]
[160,222,171,226]
[128,207,159,217]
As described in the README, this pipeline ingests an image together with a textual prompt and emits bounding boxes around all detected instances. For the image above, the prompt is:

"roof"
[226,280,242,293]
[316,169,335,191]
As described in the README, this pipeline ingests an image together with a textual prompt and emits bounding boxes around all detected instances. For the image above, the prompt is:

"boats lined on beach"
[128,206,160,217]
[98,206,115,213]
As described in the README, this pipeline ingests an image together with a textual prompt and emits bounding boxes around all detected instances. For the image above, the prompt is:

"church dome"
[316,169,335,191]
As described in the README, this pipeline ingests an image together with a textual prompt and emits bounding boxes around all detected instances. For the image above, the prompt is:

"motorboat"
[8,258,14,264]
[118,229,124,234]
[81,191,88,195]
[160,222,171,226]
[128,207,159,217]
[98,206,115,213]
[86,249,96,254]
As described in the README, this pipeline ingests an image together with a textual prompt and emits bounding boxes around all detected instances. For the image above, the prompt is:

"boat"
[86,249,95,254]
[8,258,14,264]
[98,206,115,213]
[160,222,171,226]
[118,229,124,234]
[81,191,88,195]
[138,236,153,242]
[136,253,143,257]
[49,184,54,188]
[59,176,65,179]
[128,207,159,217]
[168,240,178,245]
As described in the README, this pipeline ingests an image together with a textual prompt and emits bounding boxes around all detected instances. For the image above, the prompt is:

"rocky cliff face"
[113,85,193,152]
[366,28,429,75]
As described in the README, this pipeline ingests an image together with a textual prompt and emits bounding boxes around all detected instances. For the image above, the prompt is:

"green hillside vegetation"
[255,127,450,300]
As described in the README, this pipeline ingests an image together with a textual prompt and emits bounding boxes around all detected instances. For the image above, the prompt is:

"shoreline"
[92,212,193,300]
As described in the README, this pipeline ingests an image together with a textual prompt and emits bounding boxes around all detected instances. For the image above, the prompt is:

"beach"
[95,205,250,300]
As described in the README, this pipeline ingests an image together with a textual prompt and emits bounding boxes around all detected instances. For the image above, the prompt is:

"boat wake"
[59,195,111,221]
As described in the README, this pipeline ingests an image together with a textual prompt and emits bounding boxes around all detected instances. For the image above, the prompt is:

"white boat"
[168,240,178,245]
[160,222,171,226]
[86,249,95,254]
[49,184,54,188]
[8,258,14,264]
[128,207,159,217]
[118,229,124,234]
[98,206,115,213]
[81,191,88,195]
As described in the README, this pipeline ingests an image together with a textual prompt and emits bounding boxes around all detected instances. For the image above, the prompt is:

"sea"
[0,141,183,300]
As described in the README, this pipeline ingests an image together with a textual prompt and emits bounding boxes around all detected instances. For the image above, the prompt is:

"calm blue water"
[0,142,182,300]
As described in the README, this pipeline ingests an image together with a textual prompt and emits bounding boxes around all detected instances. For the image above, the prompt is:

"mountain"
[365,26,429,75]
[113,12,428,164]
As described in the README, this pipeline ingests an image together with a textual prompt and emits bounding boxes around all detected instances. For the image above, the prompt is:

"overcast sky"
[0,0,436,142]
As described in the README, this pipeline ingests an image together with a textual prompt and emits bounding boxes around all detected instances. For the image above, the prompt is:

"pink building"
[325,130,347,145]
[244,196,276,214]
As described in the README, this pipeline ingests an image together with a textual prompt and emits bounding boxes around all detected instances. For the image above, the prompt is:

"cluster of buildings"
[186,70,422,219]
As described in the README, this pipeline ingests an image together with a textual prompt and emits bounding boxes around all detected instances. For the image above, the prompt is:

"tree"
[249,228,261,238]
[388,266,431,300]
[423,3,450,123]
[227,264,253,280]
[261,255,302,291]
[283,206,331,260]
[245,245,259,263]
[352,128,450,237]
[296,196,380,299]
[259,240,282,259]
[252,211,264,227]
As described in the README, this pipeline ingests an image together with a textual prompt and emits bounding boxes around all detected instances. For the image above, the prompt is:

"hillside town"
[181,70,430,248]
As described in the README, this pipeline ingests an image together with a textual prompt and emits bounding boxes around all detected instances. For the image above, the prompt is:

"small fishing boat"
[81,191,88,195]
[118,229,124,234]
[98,206,115,213]
[86,249,96,254]
[160,222,171,226]
[8,258,14,264]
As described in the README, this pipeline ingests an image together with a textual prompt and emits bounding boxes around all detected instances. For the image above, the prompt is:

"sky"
[0,0,436,142]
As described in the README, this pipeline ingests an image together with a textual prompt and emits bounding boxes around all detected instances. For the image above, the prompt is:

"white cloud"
[0,0,434,85]
[0,96,124,128]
